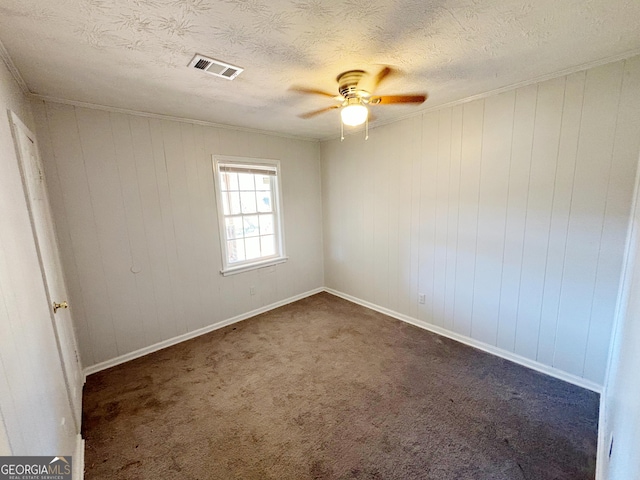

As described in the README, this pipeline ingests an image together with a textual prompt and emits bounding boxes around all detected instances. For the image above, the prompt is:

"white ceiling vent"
[188,54,243,80]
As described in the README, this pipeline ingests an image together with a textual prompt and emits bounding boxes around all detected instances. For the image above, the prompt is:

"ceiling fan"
[290,67,427,137]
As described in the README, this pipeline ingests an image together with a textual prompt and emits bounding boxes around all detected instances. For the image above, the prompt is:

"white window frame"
[212,155,287,276]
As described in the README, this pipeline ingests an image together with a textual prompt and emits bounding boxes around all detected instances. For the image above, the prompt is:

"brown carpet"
[83,292,599,480]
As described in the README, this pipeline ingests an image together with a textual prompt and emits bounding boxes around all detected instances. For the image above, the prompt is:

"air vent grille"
[221,67,238,78]
[194,59,211,70]
[188,54,243,80]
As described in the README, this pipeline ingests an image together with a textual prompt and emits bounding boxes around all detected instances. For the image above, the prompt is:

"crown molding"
[30,94,320,143]
[321,48,640,142]
[0,39,29,95]
[19,47,640,143]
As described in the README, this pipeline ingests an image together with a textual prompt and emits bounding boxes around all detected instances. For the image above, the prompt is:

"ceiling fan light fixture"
[341,101,368,126]
[293,66,427,137]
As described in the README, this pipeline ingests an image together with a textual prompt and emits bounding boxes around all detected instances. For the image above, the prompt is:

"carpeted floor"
[82,292,599,480]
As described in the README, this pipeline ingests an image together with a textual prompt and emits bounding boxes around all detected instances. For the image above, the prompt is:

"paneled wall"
[321,57,640,385]
[32,102,324,368]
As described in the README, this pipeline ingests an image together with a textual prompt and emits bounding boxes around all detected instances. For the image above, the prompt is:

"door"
[9,111,83,432]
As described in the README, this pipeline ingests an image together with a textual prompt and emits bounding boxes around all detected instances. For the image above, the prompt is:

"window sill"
[220,256,288,276]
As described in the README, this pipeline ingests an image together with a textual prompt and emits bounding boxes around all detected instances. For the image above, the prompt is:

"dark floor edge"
[324,287,602,394]
[83,286,603,393]
[326,288,608,479]
[82,287,325,378]
[78,285,605,479]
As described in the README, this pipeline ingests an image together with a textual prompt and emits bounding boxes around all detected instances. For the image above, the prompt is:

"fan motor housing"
[337,70,367,98]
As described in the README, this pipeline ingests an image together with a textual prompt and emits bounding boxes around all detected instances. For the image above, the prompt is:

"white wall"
[0,414,10,455]
[321,56,640,386]
[32,102,324,368]
[599,157,640,479]
[0,59,76,453]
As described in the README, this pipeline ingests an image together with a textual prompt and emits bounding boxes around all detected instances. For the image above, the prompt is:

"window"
[213,156,287,275]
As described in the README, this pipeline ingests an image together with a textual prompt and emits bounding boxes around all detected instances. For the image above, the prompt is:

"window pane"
[225,217,243,240]
[257,191,272,213]
[240,191,257,214]
[259,214,274,235]
[221,172,238,191]
[256,175,271,190]
[215,160,283,271]
[227,239,245,263]
[245,237,261,260]
[222,191,241,215]
[238,173,255,190]
[261,235,275,256]
[243,216,259,238]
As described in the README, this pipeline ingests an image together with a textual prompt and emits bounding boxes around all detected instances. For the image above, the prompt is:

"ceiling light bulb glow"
[341,104,368,126]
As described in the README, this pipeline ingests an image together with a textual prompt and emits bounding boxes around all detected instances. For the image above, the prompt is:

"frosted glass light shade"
[341,104,368,126]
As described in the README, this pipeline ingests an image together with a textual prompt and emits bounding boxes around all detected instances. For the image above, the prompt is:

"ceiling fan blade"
[298,105,340,119]
[290,86,338,98]
[370,94,427,105]
[369,66,394,93]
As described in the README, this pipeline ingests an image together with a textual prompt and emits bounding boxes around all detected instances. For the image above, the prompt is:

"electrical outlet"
[250,286,256,296]
[418,293,426,304]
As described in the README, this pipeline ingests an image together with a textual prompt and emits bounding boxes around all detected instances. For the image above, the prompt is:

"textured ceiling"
[1,0,639,139]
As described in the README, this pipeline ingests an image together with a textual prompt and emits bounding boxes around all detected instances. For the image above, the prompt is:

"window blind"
[219,164,276,176]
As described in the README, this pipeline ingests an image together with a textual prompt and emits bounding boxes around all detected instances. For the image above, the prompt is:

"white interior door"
[9,112,83,432]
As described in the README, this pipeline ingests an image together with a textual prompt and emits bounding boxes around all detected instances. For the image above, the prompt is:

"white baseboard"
[83,284,602,393]
[324,288,603,394]
[77,284,603,479]
[74,434,84,480]
[83,287,324,377]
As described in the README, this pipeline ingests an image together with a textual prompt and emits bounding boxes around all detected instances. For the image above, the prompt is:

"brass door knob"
[53,301,68,313]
